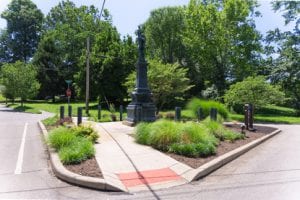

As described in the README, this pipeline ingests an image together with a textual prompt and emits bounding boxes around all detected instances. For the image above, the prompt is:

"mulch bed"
[64,157,103,178]
[166,124,277,169]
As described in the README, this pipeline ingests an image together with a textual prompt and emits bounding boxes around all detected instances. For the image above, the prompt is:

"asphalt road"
[0,104,299,200]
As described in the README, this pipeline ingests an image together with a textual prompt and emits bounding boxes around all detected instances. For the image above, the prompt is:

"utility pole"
[85,37,90,115]
[84,0,106,115]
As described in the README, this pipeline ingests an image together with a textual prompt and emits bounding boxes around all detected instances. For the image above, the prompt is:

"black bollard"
[119,105,123,121]
[248,104,254,130]
[210,108,217,121]
[97,105,101,120]
[77,107,82,125]
[60,106,64,119]
[68,105,72,117]
[175,107,181,121]
[197,107,203,122]
[244,104,249,130]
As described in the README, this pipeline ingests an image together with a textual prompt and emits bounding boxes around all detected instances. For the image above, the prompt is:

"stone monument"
[124,26,156,126]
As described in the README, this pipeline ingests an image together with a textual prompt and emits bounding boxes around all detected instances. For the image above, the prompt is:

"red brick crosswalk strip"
[118,168,181,188]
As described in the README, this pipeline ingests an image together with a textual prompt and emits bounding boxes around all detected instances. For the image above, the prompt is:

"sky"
[0,0,295,37]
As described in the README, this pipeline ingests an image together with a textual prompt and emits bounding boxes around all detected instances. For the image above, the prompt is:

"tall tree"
[184,0,262,97]
[1,61,40,106]
[266,1,300,113]
[144,6,186,64]
[0,0,43,63]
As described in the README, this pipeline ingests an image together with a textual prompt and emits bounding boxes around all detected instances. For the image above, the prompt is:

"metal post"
[119,105,123,121]
[85,37,90,116]
[98,105,101,120]
[248,104,254,130]
[68,105,72,117]
[175,107,181,121]
[77,107,82,125]
[210,108,217,121]
[197,107,202,122]
[60,106,64,120]
[244,104,249,130]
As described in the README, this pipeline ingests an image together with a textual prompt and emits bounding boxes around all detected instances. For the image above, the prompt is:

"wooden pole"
[85,37,90,115]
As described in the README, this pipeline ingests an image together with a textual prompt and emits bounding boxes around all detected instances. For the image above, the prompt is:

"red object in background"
[66,88,71,97]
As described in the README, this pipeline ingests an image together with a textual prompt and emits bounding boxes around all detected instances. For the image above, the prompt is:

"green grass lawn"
[4,100,300,124]
[6,101,125,122]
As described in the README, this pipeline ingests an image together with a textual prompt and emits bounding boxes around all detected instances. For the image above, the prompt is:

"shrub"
[180,122,218,145]
[169,142,216,157]
[59,138,95,164]
[71,125,99,143]
[223,130,245,142]
[148,120,181,151]
[48,127,76,150]
[42,115,58,126]
[203,119,225,140]
[187,98,229,120]
[135,122,152,145]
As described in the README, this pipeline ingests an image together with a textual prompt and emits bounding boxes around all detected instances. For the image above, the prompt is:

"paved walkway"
[87,122,192,192]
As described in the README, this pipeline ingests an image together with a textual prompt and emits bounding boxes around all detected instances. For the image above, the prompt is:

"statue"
[137,26,145,61]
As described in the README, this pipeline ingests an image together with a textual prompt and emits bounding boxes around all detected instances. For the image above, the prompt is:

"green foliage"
[169,143,216,157]
[1,61,40,105]
[125,59,193,111]
[58,137,95,164]
[147,120,181,151]
[187,98,229,119]
[223,130,245,142]
[47,126,95,164]
[184,0,262,96]
[135,123,152,145]
[71,125,99,143]
[0,0,43,62]
[42,115,59,126]
[48,127,76,150]
[144,6,185,63]
[224,76,285,109]
[135,120,224,157]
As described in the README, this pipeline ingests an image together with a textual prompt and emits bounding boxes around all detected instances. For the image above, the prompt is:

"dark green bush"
[187,98,229,119]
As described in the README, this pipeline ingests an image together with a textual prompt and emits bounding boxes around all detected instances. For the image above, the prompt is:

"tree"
[183,0,262,96]
[1,61,40,106]
[0,0,43,63]
[264,1,299,113]
[144,6,186,64]
[224,76,285,110]
[124,59,193,112]
[34,1,136,102]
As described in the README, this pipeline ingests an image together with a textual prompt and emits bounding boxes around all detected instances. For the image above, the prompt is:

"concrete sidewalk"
[87,122,192,193]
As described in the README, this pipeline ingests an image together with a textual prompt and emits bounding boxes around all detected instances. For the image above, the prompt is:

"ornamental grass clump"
[135,122,152,145]
[187,98,229,120]
[148,120,181,151]
[47,126,96,164]
[58,138,95,164]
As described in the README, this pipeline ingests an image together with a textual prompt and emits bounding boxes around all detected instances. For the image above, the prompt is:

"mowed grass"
[230,113,300,124]
[7,101,123,122]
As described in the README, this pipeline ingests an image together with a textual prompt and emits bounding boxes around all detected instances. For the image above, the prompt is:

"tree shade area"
[0,0,299,114]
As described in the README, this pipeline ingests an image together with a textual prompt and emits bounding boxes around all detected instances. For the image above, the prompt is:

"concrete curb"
[38,121,127,192]
[182,128,281,182]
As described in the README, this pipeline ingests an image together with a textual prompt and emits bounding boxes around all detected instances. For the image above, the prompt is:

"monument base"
[124,103,156,126]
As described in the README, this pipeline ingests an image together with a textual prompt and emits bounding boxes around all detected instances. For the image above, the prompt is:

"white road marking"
[14,122,28,175]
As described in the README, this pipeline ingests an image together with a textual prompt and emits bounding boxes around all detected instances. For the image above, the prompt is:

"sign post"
[65,80,72,106]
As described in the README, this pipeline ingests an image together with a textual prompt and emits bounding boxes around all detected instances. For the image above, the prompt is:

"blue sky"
[0,0,295,37]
